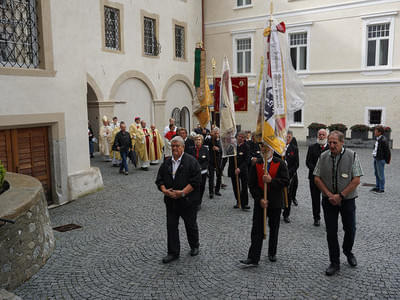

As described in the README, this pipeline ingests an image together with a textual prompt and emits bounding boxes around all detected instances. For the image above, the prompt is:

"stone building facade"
[204,0,400,148]
[0,0,202,205]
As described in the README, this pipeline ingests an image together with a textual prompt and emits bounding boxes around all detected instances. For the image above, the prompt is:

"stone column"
[153,99,167,132]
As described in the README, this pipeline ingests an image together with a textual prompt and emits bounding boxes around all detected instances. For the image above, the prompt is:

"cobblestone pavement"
[14,147,400,299]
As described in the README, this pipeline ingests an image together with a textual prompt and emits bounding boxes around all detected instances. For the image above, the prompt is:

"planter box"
[351,131,369,140]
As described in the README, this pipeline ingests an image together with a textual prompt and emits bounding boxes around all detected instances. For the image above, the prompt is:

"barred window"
[0,0,40,68]
[289,32,307,71]
[175,24,185,59]
[367,23,390,67]
[104,6,120,51]
[144,17,156,56]
[236,38,251,73]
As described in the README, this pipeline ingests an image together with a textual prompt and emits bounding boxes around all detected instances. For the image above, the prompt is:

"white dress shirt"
[171,153,184,179]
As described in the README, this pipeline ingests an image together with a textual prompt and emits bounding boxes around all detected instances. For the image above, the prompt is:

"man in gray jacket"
[314,130,363,276]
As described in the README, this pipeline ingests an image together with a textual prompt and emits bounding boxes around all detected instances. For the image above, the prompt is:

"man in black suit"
[189,134,209,210]
[155,136,202,263]
[282,131,299,223]
[240,143,289,266]
[306,128,329,226]
[228,132,250,210]
[205,127,222,198]
[248,132,262,169]
[178,127,195,154]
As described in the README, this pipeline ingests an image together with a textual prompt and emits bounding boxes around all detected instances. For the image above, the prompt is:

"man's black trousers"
[309,177,322,221]
[208,165,221,195]
[230,172,249,207]
[247,200,281,262]
[166,203,199,256]
[322,198,356,265]
[283,173,298,218]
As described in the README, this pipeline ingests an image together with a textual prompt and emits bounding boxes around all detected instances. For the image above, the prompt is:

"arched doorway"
[87,83,100,152]
[165,81,193,132]
[180,106,190,131]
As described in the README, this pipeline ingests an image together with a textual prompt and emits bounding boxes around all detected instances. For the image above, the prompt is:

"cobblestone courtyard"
[14,147,400,299]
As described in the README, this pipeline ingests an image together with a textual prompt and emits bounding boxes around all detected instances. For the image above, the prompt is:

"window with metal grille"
[369,109,382,125]
[289,32,307,71]
[180,107,190,131]
[0,0,39,68]
[236,38,251,73]
[367,23,390,67]
[104,6,120,51]
[175,24,185,59]
[171,108,181,128]
[237,0,251,7]
[144,16,157,56]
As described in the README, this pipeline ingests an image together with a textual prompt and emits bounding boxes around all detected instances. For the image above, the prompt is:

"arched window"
[171,108,181,128]
[180,106,190,132]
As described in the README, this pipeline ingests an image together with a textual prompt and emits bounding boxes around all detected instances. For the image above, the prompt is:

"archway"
[110,71,157,126]
[87,83,100,152]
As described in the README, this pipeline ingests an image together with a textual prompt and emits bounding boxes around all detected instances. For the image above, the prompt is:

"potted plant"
[307,122,327,138]
[0,161,9,195]
[350,124,370,140]
[328,123,348,136]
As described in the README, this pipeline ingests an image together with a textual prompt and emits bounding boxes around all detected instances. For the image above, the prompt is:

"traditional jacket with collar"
[248,156,289,209]
[155,153,202,207]
[189,145,209,171]
[228,142,250,177]
[205,137,222,168]
[306,142,329,180]
[285,141,299,178]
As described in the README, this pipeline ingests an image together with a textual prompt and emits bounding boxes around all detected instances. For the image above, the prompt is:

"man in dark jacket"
[371,125,391,193]
[228,132,250,210]
[155,136,202,264]
[282,131,299,223]
[113,122,132,175]
[178,128,195,154]
[189,134,209,210]
[205,127,222,198]
[240,143,289,266]
[306,128,329,226]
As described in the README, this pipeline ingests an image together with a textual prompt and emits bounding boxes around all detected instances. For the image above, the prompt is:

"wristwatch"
[181,192,186,198]
[339,192,345,200]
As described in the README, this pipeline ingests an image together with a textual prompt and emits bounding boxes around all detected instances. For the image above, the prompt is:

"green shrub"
[350,124,370,132]
[307,122,327,129]
[328,123,348,133]
[0,161,5,186]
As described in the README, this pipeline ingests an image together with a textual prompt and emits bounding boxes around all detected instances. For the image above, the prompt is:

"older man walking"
[314,131,363,276]
[155,136,202,263]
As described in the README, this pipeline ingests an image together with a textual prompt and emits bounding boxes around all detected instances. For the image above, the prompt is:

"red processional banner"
[214,76,248,112]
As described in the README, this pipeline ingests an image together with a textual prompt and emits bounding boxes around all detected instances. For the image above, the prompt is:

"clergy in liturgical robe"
[141,120,153,166]
[149,124,164,165]
[99,116,112,161]
[110,125,122,166]
[129,117,150,170]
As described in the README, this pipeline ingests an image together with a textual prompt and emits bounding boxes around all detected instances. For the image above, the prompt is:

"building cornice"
[205,0,399,28]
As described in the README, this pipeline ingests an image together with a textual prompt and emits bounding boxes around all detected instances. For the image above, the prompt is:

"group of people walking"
[154,124,391,276]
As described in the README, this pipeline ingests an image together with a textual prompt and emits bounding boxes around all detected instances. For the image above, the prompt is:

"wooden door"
[0,127,52,204]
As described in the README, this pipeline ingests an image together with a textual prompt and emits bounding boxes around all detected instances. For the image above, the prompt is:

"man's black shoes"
[242,205,251,210]
[325,264,340,276]
[162,255,179,264]
[190,248,199,257]
[284,217,291,223]
[233,205,240,209]
[268,255,277,262]
[239,258,258,267]
[346,254,357,267]
[314,220,320,227]
[292,199,298,206]
[370,187,379,192]
[215,191,222,196]
[209,194,214,199]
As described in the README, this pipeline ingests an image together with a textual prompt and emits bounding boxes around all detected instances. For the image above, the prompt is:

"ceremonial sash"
[152,131,158,160]
[256,161,280,190]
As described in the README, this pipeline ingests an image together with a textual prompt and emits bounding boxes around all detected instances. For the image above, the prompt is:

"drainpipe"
[202,0,205,46]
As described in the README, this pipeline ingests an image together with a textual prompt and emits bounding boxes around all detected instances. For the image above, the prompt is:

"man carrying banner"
[228,132,250,210]
[240,142,289,266]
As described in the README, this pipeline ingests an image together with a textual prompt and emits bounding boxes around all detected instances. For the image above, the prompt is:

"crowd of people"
[88,118,391,276]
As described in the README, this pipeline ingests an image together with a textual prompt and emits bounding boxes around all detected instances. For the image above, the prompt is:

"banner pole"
[282,155,289,208]
[234,155,241,208]
[263,152,268,240]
